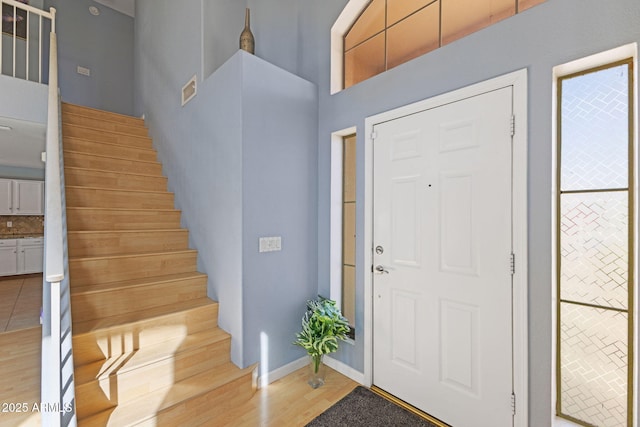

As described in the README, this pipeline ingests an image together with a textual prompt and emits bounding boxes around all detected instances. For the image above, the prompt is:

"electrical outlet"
[6,221,12,228]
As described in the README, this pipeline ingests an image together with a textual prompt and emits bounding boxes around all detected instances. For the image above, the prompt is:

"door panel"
[373,87,514,427]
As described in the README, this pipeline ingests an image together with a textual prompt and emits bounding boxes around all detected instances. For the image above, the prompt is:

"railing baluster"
[12,5,16,77]
[38,14,42,83]
[0,1,3,74]
[26,11,29,80]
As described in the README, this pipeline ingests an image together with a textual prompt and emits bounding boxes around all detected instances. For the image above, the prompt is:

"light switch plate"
[259,236,282,253]
[77,66,91,76]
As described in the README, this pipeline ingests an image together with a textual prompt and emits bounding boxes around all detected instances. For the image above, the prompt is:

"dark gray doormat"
[305,386,440,426]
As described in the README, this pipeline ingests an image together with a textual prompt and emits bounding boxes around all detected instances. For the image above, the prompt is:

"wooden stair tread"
[64,166,163,179]
[62,109,146,125]
[67,206,179,213]
[74,328,230,383]
[63,150,160,166]
[72,297,217,336]
[62,112,148,136]
[63,121,142,134]
[79,362,256,426]
[68,228,185,235]
[62,102,144,125]
[70,248,196,263]
[71,271,206,295]
[66,185,172,195]
[64,136,156,153]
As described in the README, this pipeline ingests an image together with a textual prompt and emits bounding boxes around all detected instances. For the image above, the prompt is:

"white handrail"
[44,27,62,282]
[0,0,55,82]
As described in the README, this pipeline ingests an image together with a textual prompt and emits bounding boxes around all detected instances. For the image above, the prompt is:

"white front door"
[373,87,514,427]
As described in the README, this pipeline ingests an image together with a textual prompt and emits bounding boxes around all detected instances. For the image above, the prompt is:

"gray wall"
[0,75,47,179]
[240,52,318,370]
[0,74,47,122]
[44,0,134,115]
[135,0,318,371]
[132,0,640,425]
[200,0,302,80]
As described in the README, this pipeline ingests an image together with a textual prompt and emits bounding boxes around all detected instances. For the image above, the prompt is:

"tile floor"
[0,274,42,332]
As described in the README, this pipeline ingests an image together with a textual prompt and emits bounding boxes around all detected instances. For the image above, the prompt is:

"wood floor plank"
[219,366,358,426]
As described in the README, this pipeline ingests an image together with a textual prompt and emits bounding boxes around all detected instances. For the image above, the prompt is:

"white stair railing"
[0,0,53,82]
[36,7,77,427]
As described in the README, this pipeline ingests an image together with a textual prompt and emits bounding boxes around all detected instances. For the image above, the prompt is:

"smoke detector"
[89,6,100,16]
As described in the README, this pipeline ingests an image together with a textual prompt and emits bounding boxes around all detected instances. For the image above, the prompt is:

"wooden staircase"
[62,103,256,426]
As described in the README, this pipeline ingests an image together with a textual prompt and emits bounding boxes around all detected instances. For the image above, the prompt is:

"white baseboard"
[258,356,307,388]
[324,355,365,384]
[257,355,366,388]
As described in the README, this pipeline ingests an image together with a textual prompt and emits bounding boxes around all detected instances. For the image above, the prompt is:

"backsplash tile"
[0,216,44,237]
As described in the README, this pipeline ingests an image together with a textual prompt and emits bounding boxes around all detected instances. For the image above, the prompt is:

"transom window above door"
[342,0,545,88]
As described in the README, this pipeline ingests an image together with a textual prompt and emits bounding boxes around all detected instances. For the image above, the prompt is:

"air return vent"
[181,75,197,106]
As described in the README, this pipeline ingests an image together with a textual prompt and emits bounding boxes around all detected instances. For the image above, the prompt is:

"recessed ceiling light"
[0,125,12,131]
[89,6,100,16]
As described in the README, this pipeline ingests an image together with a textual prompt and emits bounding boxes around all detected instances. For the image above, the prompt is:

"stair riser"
[63,114,148,137]
[70,252,197,286]
[149,373,255,427]
[72,304,219,366]
[67,209,182,231]
[71,276,207,322]
[66,188,174,209]
[75,339,231,419]
[64,168,168,192]
[69,230,188,258]
[64,152,162,175]
[63,124,152,149]
[62,104,144,127]
[64,138,157,161]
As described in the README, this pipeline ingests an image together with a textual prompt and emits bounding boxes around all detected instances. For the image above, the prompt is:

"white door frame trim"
[363,69,529,427]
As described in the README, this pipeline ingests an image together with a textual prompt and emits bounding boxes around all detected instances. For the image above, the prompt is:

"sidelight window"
[556,59,635,427]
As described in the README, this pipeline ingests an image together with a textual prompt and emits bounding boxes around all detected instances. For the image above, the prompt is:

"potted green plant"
[294,296,351,388]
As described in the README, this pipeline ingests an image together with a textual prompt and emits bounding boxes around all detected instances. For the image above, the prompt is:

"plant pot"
[308,354,326,389]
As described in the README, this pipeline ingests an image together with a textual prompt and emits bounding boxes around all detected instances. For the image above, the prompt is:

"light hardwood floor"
[220,365,359,427]
[0,274,42,427]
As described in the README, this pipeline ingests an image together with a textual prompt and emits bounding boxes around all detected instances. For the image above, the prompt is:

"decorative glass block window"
[343,0,545,88]
[556,59,634,427]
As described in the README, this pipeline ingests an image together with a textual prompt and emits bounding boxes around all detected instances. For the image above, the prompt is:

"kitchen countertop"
[0,234,44,239]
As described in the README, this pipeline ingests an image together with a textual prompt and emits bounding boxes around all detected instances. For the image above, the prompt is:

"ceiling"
[0,117,46,170]
[93,0,135,17]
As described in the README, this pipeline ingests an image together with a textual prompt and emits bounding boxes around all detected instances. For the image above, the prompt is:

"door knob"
[375,265,389,274]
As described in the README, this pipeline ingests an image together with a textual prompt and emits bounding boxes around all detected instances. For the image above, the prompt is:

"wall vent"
[181,75,197,106]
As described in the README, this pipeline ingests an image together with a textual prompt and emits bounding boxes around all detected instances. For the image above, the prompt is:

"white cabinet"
[0,179,44,215]
[0,238,43,276]
[18,238,44,274]
[0,240,18,276]
[0,180,12,215]
[14,180,44,215]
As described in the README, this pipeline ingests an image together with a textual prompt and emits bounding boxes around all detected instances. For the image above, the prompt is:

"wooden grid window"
[343,0,545,88]
[556,59,635,427]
